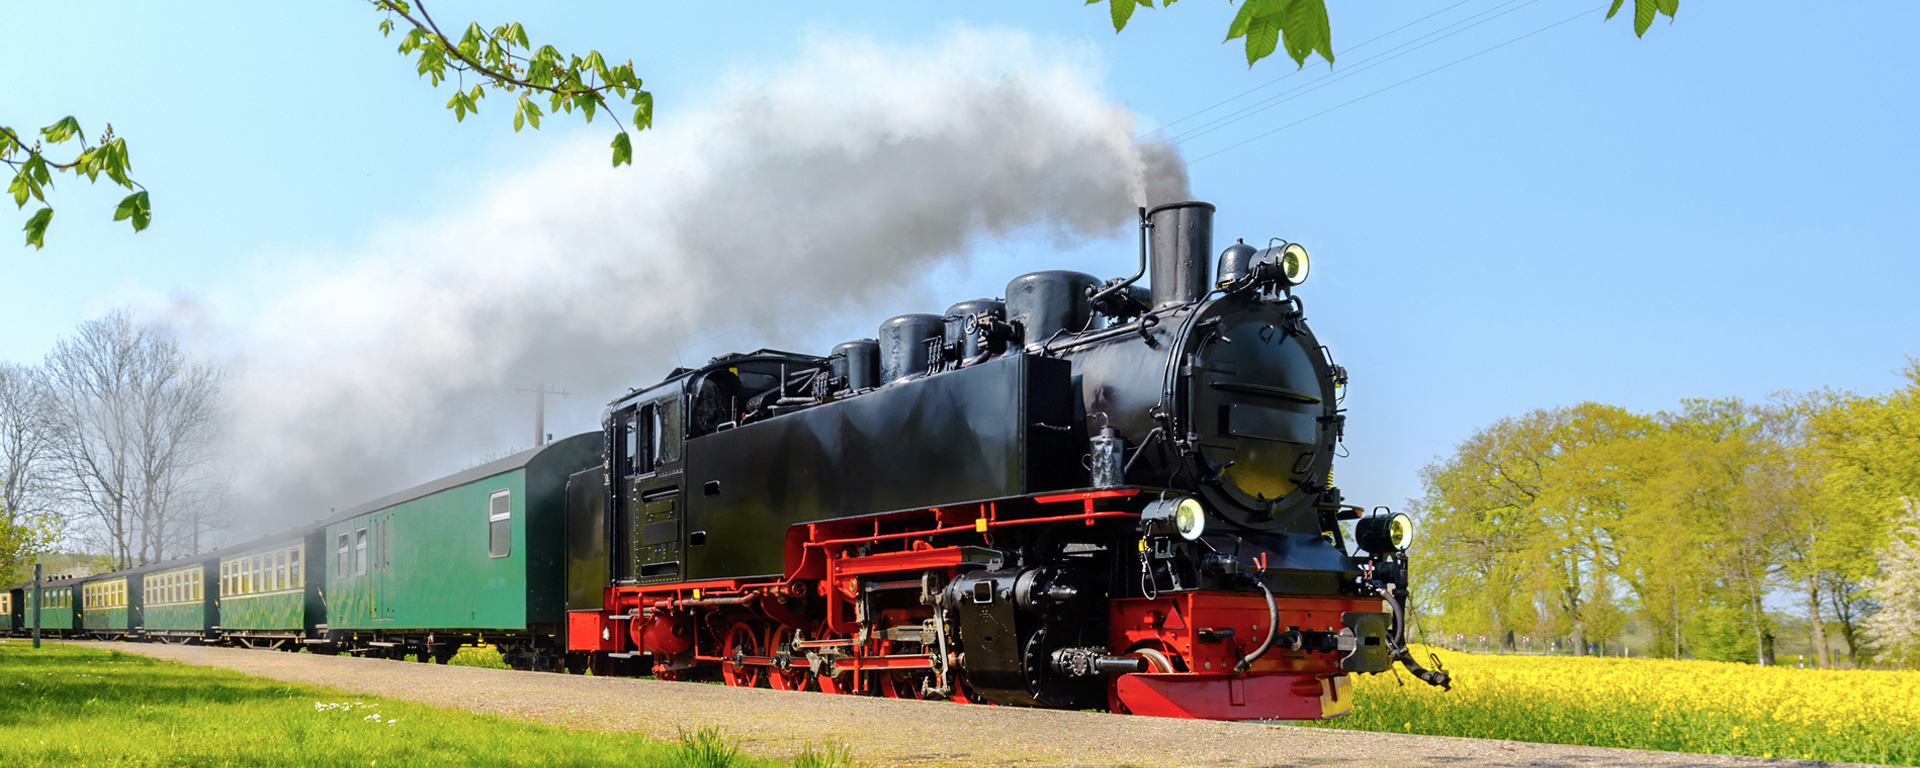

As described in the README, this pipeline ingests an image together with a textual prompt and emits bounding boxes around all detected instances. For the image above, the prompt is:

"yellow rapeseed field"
[1313,646,1920,765]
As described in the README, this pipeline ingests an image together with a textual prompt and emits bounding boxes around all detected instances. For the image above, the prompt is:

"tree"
[0,364,63,584]
[1092,0,1679,68]
[42,310,229,569]
[10,1,650,250]
[1863,498,1920,668]
[1806,358,1920,663]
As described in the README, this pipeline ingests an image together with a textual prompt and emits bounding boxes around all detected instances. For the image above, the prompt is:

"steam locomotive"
[7,200,1447,721]
[563,200,1448,718]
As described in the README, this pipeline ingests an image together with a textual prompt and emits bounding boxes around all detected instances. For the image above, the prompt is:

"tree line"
[1412,361,1920,668]
[0,310,228,584]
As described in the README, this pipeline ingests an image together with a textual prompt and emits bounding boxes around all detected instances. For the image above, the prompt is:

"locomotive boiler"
[563,201,1449,719]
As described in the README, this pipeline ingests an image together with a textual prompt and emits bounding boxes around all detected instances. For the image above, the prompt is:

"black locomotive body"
[566,201,1443,719]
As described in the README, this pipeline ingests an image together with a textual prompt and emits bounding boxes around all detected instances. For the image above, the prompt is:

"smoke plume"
[212,28,1188,529]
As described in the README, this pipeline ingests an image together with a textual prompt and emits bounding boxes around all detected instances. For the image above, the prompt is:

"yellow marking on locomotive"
[974,518,989,533]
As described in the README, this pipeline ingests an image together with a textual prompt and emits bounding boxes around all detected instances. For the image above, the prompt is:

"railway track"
[58,640,1867,768]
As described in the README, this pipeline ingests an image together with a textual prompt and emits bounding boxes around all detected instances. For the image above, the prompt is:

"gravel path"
[61,640,1871,768]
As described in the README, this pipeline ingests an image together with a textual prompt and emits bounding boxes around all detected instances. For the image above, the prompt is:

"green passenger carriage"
[217,536,315,650]
[141,560,216,643]
[79,576,133,639]
[0,589,14,633]
[319,432,599,667]
[25,580,78,637]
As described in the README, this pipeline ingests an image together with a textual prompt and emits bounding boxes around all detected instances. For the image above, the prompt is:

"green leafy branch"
[2,119,149,249]
[1095,0,1335,68]
[371,0,653,167]
[1606,0,1680,37]
[1095,0,1678,68]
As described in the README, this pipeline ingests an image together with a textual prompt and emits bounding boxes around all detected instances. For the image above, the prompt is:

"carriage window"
[289,550,302,588]
[277,551,289,591]
[354,528,369,576]
[488,490,512,558]
[336,534,350,579]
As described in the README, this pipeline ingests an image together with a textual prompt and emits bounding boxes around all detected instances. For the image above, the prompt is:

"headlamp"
[1277,242,1310,286]
[1142,496,1207,541]
[1355,512,1415,554]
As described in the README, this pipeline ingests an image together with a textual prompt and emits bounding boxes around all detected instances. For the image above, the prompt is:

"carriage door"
[372,511,397,621]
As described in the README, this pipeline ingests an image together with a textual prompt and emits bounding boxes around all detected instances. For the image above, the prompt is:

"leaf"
[1605,0,1626,20]
[610,131,632,167]
[1634,0,1657,36]
[1244,11,1281,67]
[1282,0,1333,67]
[632,90,653,131]
[113,191,150,231]
[8,171,33,207]
[520,95,542,129]
[513,100,525,132]
[1109,0,1137,32]
[1225,0,1265,41]
[23,207,51,249]
[1656,0,1678,17]
[28,154,51,185]
[40,117,82,144]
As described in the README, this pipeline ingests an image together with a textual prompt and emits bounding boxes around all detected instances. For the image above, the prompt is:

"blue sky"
[5,1,1917,517]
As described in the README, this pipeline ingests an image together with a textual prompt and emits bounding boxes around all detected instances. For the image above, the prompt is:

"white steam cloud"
[208,29,1188,529]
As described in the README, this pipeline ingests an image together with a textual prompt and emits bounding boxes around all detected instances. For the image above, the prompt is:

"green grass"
[0,642,856,767]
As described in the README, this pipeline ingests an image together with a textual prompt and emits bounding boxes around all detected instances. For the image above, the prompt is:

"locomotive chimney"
[1147,201,1215,308]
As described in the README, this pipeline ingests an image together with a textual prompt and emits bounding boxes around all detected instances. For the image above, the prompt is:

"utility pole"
[516,383,569,447]
[32,563,41,649]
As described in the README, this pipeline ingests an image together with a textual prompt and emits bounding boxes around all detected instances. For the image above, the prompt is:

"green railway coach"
[79,576,133,639]
[217,535,318,650]
[24,580,78,637]
[1,589,15,633]
[141,560,216,642]
[320,432,599,667]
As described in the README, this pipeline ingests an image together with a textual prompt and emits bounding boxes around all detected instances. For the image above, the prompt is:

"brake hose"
[1376,585,1452,691]
[1234,580,1279,674]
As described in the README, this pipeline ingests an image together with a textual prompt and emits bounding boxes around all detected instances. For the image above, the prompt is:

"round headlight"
[1388,512,1415,550]
[1141,496,1208,541]
[1278,243,1310,285]
[1356,512,1415,554]
[1173,497,1206,541]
